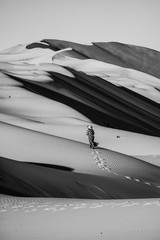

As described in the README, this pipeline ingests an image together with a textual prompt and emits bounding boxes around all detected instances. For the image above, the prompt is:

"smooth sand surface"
[0,114,160,166]
[0,195,160,240]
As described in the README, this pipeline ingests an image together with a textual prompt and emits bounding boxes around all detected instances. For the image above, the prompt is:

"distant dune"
[0,39,160,239]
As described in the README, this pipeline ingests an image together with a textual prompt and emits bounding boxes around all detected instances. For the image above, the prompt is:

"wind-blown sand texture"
[0,39,160,239]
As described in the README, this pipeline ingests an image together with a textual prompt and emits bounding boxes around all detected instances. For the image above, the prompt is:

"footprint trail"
[90,149,160,189]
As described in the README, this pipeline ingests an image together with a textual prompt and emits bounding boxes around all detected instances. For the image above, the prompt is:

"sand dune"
[0,195,160,240]
[0,113,160,166]
[1,40,160,135]
[53,57,160,103]
[0,61,74,80]
[0,43,54,63]
[3,69,159,136]
[0,39,160,239]
[42,39,160,78]
[1,122,160,191]
[1,155,160,199]
[0,82,89,122]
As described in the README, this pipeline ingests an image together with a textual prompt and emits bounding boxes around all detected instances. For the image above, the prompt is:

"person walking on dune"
[86,125,98,149]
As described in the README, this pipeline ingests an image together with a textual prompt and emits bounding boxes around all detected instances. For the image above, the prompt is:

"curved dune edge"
[1,122,160,199]
[0,194,160,240]
[0,116,160,166]
[1,155,160,199]
[2,68,160,136]
[1,121,160,174]
[0,40,160,136]
[52,57,160,103]
[0,69,160,162]
[0,39,160,239]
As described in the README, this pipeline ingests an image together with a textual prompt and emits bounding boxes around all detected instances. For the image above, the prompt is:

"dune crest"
[0,39,160,239]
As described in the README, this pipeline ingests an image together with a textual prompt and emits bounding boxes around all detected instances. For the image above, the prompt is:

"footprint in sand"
[90,149,159,189]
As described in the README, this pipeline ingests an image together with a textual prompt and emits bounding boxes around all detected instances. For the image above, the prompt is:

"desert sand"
[1,194,160,240]
[0,39,160,239]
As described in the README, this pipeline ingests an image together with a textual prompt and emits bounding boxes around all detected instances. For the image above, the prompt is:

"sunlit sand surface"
[0,195,160,240]
[0,39,160,239]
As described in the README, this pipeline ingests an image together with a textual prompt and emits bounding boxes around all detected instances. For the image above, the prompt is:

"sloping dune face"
[0,40,160,239]
[0,39,160,197]
[1,40,160,135]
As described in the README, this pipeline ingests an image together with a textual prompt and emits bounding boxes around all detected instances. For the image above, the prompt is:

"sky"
[1,0,160,51]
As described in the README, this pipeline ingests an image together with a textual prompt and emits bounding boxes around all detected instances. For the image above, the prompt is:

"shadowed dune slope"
[2,40,159,135]
[0,121,160,198]
[0,121,160,171]
[41,39,160,78]
[0,40,160,198]
[0,156,160,199]
[8,69,160,136]
[0,39,160,239]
